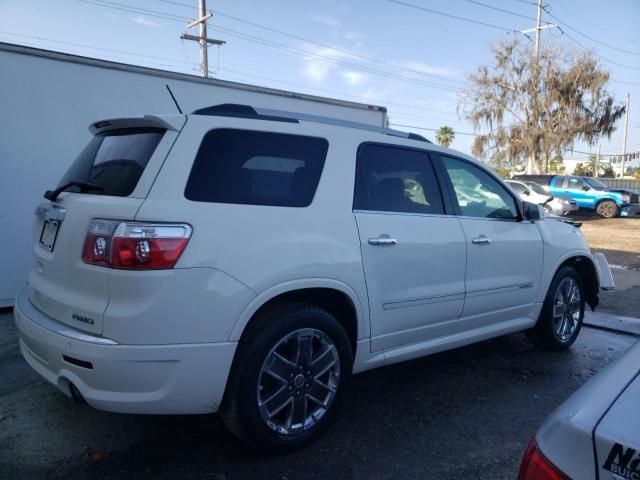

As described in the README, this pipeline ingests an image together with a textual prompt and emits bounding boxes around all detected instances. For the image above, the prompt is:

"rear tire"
[596,200,619,218]
[527,266,585,351]
[220,303,352,453]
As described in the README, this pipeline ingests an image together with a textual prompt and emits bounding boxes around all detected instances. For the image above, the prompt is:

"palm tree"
[436,126,455,148]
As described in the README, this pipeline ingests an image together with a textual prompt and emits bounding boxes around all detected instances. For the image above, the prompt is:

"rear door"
[353,143,467,351]
[437,155,543,331]
[29,119,183,335]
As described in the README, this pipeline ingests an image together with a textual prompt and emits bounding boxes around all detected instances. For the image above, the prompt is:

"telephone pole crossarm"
[180,33,225,46]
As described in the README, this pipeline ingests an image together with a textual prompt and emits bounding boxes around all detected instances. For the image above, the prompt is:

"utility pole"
[520,0,558,174]
[180,0,225,78]
[595,144,601,178]
[621,92,630,177]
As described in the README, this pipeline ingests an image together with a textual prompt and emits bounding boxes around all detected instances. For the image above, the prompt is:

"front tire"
[527,266,585,351]
[596,200,619,218]
[220,303,352,452]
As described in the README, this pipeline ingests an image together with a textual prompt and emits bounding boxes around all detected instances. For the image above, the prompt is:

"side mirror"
[523,201,544,221]
[582,185,590,191]
[523,189,530,196]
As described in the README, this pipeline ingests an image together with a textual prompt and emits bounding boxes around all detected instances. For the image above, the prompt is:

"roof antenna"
[165,84,183,114]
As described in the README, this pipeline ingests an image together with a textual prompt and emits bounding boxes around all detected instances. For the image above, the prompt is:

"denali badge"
[72,313,95,326]
[603,443,639,480]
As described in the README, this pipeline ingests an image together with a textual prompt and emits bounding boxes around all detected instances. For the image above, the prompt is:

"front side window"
[566,177,586,190]
[441,156,518,219]
[507,182,527,194]
[185,129,328,207]
[58,128,164,197]
[354,144,444,214]
[584,177,608,189]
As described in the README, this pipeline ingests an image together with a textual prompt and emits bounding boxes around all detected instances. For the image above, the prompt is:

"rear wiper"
[44,181,104,202]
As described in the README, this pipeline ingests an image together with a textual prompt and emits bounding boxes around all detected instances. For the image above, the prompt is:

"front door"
[353,144,467,351]
[438,155,544,332]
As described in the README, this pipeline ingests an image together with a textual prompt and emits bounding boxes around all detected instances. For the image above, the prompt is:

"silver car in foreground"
[518,340,640,479]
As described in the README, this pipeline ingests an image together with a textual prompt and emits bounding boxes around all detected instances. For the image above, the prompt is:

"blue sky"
[1,0,639,167]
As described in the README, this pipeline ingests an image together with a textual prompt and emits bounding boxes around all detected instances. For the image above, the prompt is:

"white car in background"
[519,340,640,480]
[506,179,579,217]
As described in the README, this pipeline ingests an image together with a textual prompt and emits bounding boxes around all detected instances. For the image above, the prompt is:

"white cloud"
[342,71,368,86]
[300,44,354,84]
[133,15,162,28]
[399,61,460,79]
[308,14,342,28]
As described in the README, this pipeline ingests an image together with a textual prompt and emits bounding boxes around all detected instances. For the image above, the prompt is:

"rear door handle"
[368,234,398,246]
[471,235,492,245]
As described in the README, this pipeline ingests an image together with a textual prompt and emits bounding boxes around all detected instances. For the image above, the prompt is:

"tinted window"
[185,129,328,207]
[354,144,444,214]
[441,156,518,219]
[58,128,164,197]
[507,181,527,194]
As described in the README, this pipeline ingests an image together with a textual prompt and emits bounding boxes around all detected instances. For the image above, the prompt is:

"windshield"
[57,128,164,197]
[583,177,609,190]
[525,182,548,195]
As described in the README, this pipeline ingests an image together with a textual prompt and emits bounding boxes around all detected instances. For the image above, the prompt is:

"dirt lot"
[577,214,640,318]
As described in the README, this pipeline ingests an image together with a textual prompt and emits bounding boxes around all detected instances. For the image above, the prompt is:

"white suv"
[14,104,614,451]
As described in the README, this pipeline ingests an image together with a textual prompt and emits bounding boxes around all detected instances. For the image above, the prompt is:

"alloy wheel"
[257,328,340,435]
[552,277,582,342]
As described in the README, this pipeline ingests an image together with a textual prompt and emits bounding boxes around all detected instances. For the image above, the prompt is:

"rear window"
[58,128,164,197]
[185,129,328,207]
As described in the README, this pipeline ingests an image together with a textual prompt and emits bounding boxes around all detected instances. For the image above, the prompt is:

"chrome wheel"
[257,328,340,436]
[552,277,582,341]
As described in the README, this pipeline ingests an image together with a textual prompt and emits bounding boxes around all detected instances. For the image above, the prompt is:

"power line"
[559,29,640,71]
[153,0,467,86]
[551,0,640,46]
[386,0,519,32]
[460,0,537,21]
[389,123,478,136]
[542,7,640,56]
[77,0,464,92]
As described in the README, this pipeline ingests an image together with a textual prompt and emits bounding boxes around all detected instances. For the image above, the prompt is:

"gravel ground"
[578,215,640,318]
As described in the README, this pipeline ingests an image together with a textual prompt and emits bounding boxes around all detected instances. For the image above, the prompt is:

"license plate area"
[39,220,60,252]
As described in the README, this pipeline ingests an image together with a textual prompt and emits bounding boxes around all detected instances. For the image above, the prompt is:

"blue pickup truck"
[514,175,640,218]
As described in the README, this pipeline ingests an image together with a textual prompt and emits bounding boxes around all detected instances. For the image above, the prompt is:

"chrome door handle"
[471,235,492,245]
[368,235,398,246]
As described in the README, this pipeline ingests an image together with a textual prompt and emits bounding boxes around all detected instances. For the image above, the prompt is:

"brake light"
[518,440,568,480]
[82,220,191,270]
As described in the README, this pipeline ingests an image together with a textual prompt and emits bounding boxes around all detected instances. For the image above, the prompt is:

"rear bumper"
[14,286,236,414]
[620,203,640,217]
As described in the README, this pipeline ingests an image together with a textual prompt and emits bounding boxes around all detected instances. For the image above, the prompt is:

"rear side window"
[58,128,164,197]
[353,143,444,214]
[185,129,328,207]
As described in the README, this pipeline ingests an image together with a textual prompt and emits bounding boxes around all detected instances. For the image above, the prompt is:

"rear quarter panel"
[135,116,370,342]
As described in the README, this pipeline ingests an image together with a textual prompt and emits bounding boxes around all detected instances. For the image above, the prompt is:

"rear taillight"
[82,220,191,270]
[518,440,568,480]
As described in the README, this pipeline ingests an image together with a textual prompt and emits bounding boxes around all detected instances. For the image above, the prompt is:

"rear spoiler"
[89,115,185,135]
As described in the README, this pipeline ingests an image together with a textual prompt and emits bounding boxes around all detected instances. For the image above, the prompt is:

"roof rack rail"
[191,103,431,143]
[191,104,298,123]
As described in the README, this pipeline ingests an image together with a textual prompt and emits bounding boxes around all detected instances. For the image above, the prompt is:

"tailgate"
[29,196,144,335]
[27,116,184,335]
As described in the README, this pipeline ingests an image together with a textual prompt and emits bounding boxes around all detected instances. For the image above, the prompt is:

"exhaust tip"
[69,383,86,404]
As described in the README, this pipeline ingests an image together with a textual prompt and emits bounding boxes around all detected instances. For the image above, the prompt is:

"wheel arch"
[229,279,368,355]
[550,255,600,311]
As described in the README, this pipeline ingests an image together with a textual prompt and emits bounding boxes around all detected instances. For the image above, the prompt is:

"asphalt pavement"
[1,309,637,480]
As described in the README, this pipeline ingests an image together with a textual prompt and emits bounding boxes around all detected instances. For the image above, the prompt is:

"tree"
[435,126,455,147]
[548,155,566,174]
[573,163,589,176]
[460,39,626,173]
